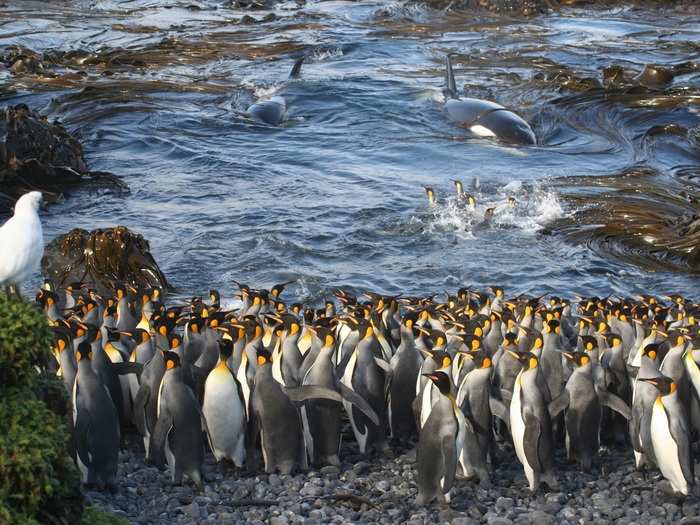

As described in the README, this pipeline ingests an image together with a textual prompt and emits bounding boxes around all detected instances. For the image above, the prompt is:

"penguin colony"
[37,280,699,504]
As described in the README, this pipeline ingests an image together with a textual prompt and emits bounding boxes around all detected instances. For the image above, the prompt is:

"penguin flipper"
[284,385,343,404]
[74,411,92,471]
[598,390,632,420]
[548,391,570,419]
[337,382,380,427]
[523,413,544,473]
[670,416,695,484]
[373,357,391,372]
[112,361,143,377]
[289,57,304,80]
[489,396,510,430]
[133,384,150,437]
[150,412,173,469]
[630,403,644,453]
[441,434,458,493]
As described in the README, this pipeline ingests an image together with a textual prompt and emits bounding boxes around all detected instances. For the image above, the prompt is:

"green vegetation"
[81,505,130,525]
[0,294,84,525]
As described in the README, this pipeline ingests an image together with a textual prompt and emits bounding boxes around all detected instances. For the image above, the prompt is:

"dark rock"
[0,104,125,213]
[42,226,170,294]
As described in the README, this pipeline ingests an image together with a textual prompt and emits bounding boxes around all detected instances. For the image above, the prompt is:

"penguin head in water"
[639,375,676,396]
[76,342,93,362]
[580,335,598,354]
[163,351,181,370]
[562,351,591,368]
[507,350,538,370]
[424,187,436,205]
[423,371,452,397]
[218,339,234,361]
[270,280,295,299]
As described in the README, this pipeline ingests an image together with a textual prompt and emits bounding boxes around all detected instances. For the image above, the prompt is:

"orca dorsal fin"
[289,56,305,80]
[444,54,458,99]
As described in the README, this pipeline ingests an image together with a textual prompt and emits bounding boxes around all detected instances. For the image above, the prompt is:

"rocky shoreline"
[87,430,700,525]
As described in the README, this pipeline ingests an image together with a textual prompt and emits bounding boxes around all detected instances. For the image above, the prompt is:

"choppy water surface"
[2,0,700,301]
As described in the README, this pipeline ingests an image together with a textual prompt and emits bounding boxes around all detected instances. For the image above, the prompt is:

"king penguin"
[508,351,559,491]
[150,351,205,489]
[640,375,694,495]
[416,371,467,505]
[202,339,246,467]
[72,342,120,490]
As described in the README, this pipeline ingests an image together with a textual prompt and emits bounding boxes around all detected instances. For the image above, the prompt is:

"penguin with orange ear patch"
[456,350,496,486]
[416,371,467,505]
[508,351,558,492]
[549,351,631,471]
[73,342,120,491]
[150,351,205,490]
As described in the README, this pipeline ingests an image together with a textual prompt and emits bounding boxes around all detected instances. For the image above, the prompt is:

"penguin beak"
[506,350,520,359]
[562,352,575,361]
[419,349,433,359]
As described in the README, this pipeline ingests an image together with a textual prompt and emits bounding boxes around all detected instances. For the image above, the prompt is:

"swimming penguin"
[416,371,467,505]
[639,375,694,495]
[150,351,205,490]
[549,351,631,471]
[202,339,246,468]
[245,57,304,125]
[508,351,558,492]
[72,342,120,490]
[443,54,536,145]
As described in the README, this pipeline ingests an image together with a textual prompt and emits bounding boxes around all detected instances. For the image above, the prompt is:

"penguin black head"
[425,350,452,370]
[358,321,374,340]
[580,335,598,353]
[668,330,689,349]
[429,330,447,349]
[217,339,233,360]
[271,280,294,298]
[402,311,419,329]
[105,328,121,343]
[115,282,128,300]
[209,289,220,304]
[508,350,538,370]
[256,348,272,366]
[605,332,622,348]
[206,312,226,329]
[315,327,336,348]
[187,317,203,334]
[642,343,659,361]
[132,329,150,344]
[502,332,518,348]
[639,375,676,396]
[544,319,560,335]
[463,350,492,369]
[562,351,591,368]
[163,351,181,370]
[76,342,93,362]
[53,328,70,353]
[71,321,88,339]
[423,371,451,396]
[457,333,481,352]
[169,334,182,350]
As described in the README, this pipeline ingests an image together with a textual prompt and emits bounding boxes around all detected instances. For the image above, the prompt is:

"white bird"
[0,191,44,295]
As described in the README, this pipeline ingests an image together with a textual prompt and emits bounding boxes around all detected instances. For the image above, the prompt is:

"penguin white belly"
[202,369,245,462]
[236,360,251,419]
[510,374,535,488]
[651,399,688,495]
[340,351,368,453]
[420,382,436,428]
[685,352,700,397]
